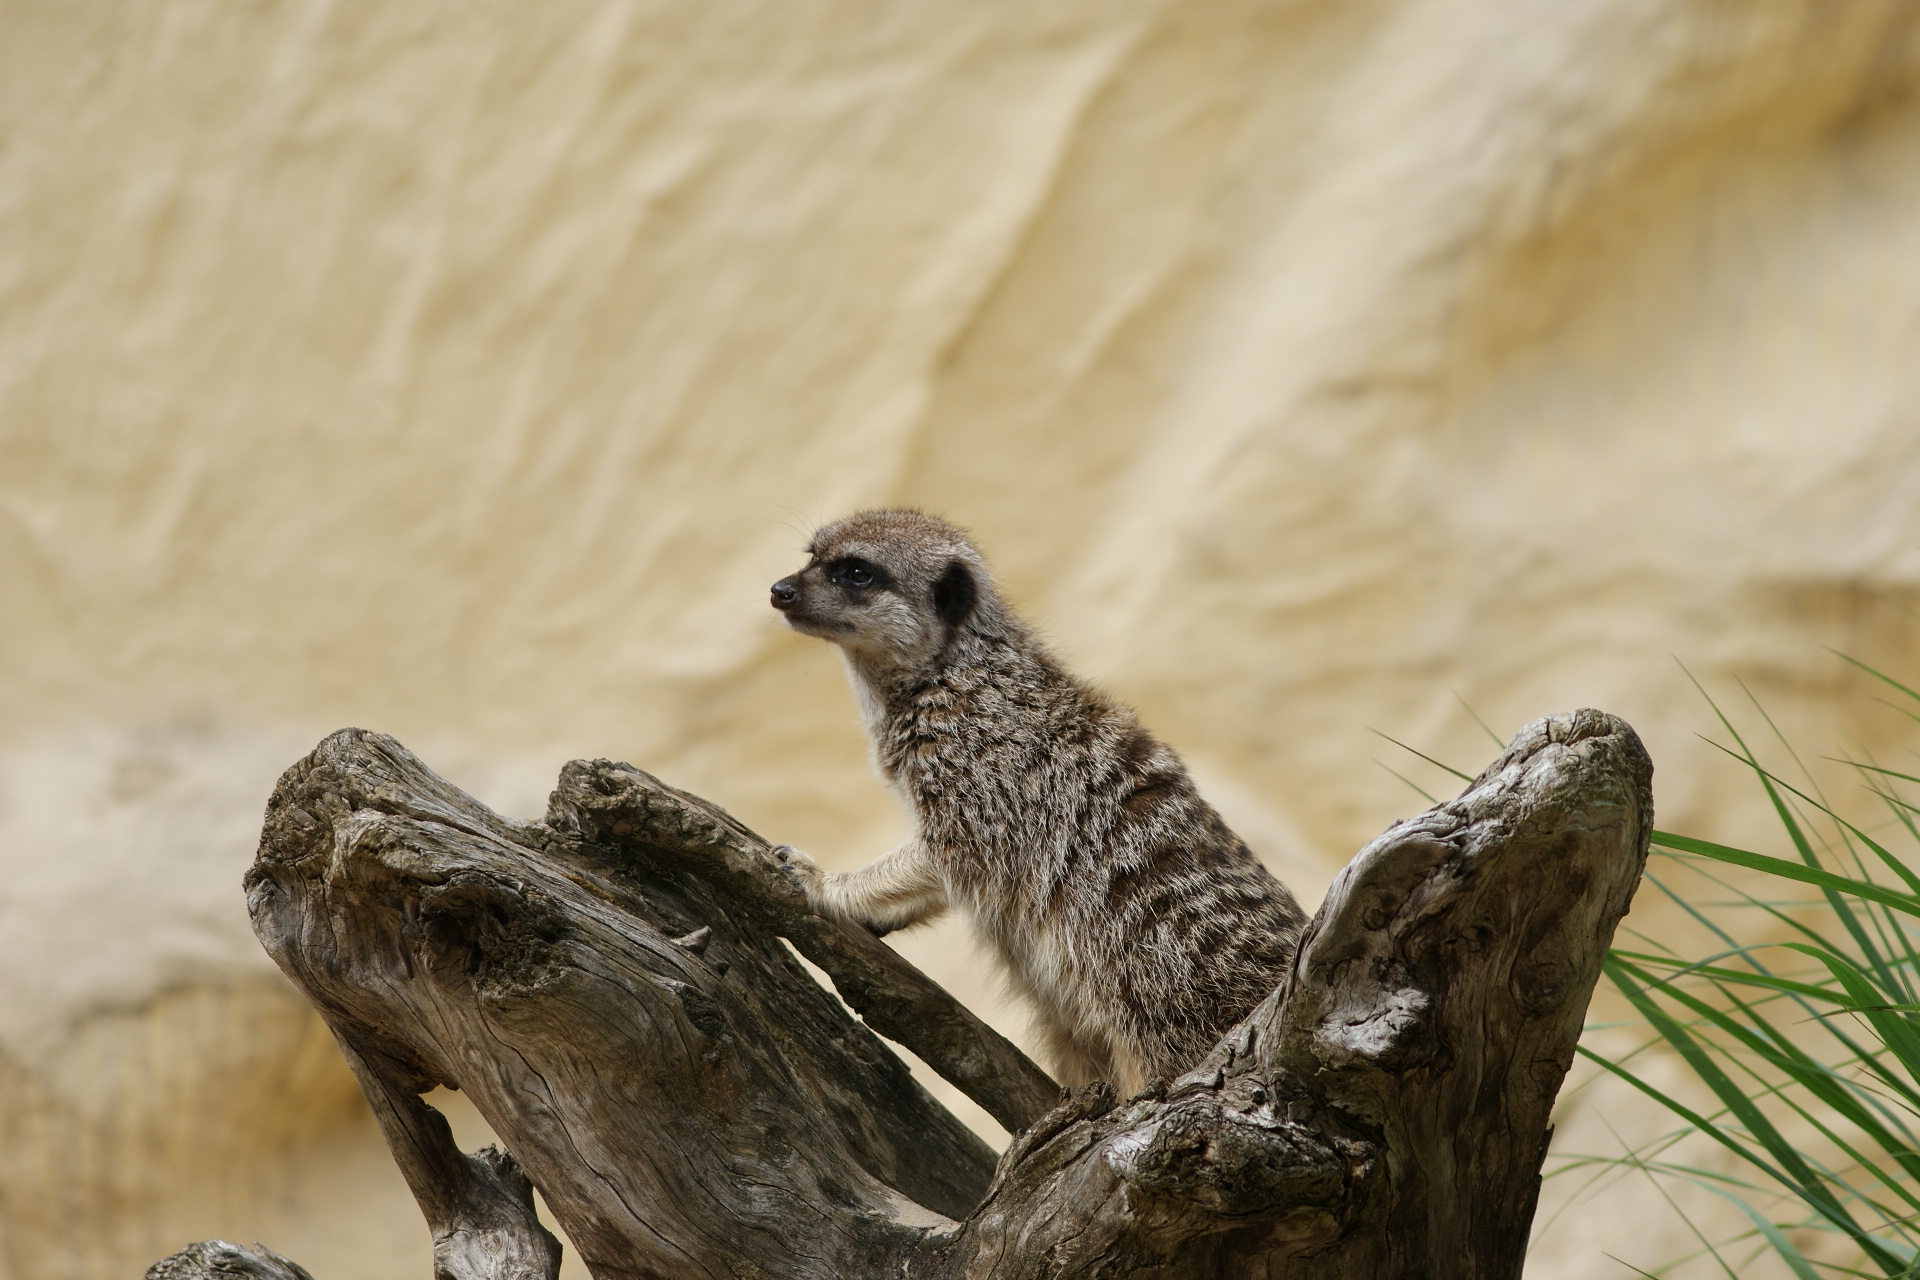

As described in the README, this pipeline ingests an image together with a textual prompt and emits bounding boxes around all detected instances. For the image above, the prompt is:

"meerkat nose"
[770,578,800,610]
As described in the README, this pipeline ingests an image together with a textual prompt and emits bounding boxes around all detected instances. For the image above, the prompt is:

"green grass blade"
[1609,950,1845,1002]
[1373,758,1440,804]
[1832,652,1920,709]
[1693,738,1904,990]
[1704,1185,1824,1280]
[1651,833,1920,919]
[1604,962,1920,1272]
[1369,729,1475,782]
[1606,963,1875,1232]
[1616,959,1920,1211]
[1784,944,1920,1095]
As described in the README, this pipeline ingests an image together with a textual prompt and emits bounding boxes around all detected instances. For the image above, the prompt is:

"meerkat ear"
[932,560,977,628]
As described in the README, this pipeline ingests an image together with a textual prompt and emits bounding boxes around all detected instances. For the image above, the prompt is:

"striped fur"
[770,510,1306,1095]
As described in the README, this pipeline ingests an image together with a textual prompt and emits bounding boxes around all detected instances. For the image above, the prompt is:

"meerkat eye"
[829,558,888,591]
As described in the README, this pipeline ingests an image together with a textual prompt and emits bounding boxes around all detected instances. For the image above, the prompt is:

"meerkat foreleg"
[775,839,948,936]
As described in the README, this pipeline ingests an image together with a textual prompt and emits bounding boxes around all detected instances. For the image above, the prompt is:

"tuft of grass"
[1385,667,1920,1276]
[1570,662,1920,1278]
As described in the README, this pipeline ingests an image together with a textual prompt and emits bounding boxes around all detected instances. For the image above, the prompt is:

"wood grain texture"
[198,709,1647,1279]
[544,755,1062,1134]
[146,1241,317,1280]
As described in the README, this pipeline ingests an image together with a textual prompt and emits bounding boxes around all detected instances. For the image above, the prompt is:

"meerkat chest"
[961,883,1115,1044]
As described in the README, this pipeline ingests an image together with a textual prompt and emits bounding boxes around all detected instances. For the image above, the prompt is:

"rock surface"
[3,3,1919,1278]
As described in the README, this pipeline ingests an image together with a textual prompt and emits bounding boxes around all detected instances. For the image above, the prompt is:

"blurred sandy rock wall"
[5,1,1920,1276]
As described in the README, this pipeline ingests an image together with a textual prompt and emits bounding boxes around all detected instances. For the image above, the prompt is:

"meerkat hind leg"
[1035,1020,1120,1092]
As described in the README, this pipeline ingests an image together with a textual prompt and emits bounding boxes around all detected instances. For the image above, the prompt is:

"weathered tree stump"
[152,709,1650,1280]
[146,1242,317,1280]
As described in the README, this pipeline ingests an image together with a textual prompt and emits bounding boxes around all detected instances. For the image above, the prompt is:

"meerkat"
[768,509,1307,1097]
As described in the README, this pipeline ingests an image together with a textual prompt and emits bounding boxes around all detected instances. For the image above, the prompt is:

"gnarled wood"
[243,732,999,1279]
[330,1032,561,1280]
[146,1241,316,1280]
[185,708,1647,1279]
[544,756,1061,1134]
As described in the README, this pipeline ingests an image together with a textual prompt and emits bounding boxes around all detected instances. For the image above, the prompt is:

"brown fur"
[770,510,1307,1095]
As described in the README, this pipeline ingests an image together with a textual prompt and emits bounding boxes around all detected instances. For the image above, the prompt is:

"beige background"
[5,1,1920,1276]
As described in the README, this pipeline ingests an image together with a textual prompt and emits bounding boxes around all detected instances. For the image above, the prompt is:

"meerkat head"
[770,510,992,670]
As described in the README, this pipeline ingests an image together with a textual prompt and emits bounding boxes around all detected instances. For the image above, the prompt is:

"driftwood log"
[149,708,1650,1280]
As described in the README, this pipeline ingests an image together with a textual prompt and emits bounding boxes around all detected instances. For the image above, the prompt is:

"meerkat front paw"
[769,845,901,937]
[770,844,821,895]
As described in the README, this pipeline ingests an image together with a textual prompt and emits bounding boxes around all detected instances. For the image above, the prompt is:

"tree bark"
[147,1241,317,1280]
[163,708,1649,1279]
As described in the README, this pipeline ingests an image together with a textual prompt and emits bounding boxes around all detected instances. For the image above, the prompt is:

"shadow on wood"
[150,709,1650,1280]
